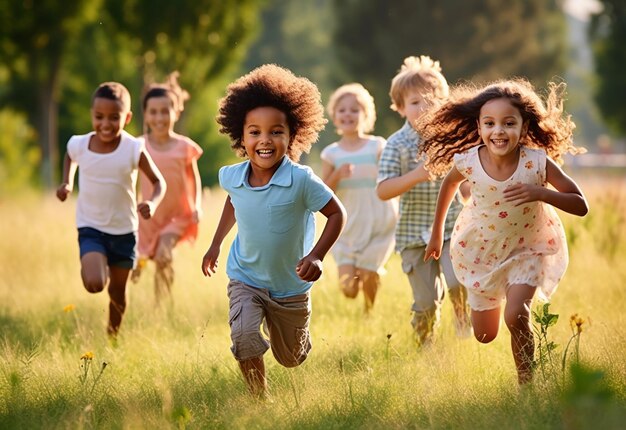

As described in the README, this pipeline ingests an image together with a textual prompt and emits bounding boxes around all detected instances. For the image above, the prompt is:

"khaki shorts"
[401,240,461,313]
[227,280,311,367]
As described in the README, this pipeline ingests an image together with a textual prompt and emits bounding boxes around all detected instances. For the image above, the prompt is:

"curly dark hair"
[216,64,327,162]
[416,77,584,178]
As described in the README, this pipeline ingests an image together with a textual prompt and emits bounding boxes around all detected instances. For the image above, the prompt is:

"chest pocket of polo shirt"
[268,201,296,233]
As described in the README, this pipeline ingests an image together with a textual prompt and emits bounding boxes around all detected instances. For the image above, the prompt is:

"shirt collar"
[401,120,419,141]
[233,156,293,189]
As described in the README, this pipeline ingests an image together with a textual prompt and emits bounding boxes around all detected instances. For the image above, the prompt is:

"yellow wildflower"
[570,314,584,334]
[63,304,75,313]
[81,351,94,360]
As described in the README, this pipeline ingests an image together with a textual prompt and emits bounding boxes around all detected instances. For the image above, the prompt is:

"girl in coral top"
[133,72,203,304]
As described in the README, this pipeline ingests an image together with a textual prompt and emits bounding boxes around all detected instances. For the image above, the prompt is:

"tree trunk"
[37,64,61,188]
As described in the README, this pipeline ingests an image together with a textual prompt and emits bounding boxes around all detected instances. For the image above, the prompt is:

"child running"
[321,83,397,313]
[377,55,471,345]
[56,82,165,341]
[132,72,203,305]
[419,78,589,384]
[200,64,346,397]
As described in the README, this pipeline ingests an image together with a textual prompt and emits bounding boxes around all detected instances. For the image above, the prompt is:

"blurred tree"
[59,0,261,186]
[0,0,260,189]
[589,0,626,136]
[0,0,102,187]
[332,0,568,137]
[243,0,336,157]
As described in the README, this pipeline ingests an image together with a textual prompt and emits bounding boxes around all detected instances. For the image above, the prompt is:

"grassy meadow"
[1,173,626,429]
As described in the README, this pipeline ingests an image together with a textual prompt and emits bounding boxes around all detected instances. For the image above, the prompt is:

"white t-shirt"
[67,130,143,234]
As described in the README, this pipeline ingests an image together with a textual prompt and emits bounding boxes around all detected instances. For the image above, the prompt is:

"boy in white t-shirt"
[56,82,165,341]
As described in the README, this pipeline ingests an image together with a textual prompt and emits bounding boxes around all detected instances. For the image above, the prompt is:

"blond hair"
[389,55,449,112]
[326,83,377,134]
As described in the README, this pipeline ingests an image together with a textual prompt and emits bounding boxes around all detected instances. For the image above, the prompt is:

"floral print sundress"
[451,145,568,311]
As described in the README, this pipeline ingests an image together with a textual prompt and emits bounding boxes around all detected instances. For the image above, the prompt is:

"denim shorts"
[78,227,137,269]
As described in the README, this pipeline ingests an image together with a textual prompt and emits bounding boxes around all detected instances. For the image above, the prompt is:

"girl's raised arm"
[503,158,588,217]
[424,166,465,261]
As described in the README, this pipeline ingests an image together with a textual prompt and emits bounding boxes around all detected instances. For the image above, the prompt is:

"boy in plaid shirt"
[377,56,470,345]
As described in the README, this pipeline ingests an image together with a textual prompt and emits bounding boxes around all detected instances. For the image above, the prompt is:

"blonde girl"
[419,78,588,383]
[321,83,398,312]
[133,72,203,305]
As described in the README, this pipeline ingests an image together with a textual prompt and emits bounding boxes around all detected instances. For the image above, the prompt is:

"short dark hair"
[92,82,131,112]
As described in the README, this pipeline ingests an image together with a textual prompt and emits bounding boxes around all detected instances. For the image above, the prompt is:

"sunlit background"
[2,2,626,428]
[0,0,622,193]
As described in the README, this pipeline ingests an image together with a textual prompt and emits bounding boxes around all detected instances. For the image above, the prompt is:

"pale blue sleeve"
[303,167,333,212]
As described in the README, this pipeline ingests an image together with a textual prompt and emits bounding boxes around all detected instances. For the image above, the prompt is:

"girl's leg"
[338,265,358,298]
[239,356,267,397]
[80,252,108,293]
[107,265,131,337]
[153,233,179,305]
[504,284,537,384]
[471,307,501,344]
[359,269,380,313]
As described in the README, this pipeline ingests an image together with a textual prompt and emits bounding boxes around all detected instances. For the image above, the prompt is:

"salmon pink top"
[137,133,203,257]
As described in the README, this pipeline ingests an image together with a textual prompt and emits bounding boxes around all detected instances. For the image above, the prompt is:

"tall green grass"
[1,177,625,429]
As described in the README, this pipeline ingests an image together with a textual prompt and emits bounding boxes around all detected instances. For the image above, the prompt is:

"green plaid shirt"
[377,121,462,252]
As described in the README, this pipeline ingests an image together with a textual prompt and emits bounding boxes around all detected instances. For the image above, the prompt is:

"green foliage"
[532,303,560,380]
[562,363,625,429]
[0,0,262,188]
[0,0,104,186]
[589,0,626,136]
[331,0,569,137]
[0,109,40,193]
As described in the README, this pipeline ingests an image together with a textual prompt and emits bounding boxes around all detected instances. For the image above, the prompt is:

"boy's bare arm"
[137,151,166,219]
[56,153,77,201]
[376,163,429,200]
[201,196,236,277]
[296,195,346,281]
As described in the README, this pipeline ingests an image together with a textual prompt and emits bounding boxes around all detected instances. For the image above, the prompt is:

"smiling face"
[332,93,363,136]
[144,96,177,138]
[477,97,528,159]
[91,97,132,144]
[242,106,290,179]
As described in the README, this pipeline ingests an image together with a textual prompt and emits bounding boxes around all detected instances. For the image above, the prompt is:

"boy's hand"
[296,255,323,282]
[137,200,156,219]
[201,245,220,277]
[56,183,72,201]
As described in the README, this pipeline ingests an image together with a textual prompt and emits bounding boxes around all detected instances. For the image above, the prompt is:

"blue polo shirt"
[220,156,333,298]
